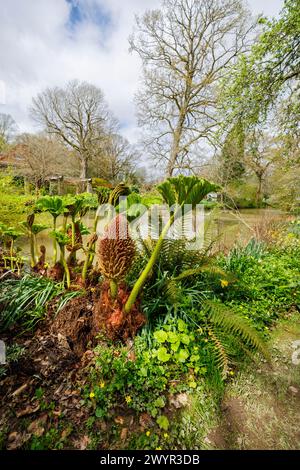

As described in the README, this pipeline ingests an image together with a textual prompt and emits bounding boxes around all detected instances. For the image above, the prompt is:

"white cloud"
[0,0,284,146]
[249,0,283,17]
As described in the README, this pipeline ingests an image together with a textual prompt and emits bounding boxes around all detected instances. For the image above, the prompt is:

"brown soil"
[48,281,146,354]
[0,332,93,450]
[0,330,149,450]
[47,262,64,282]
[0,280,154,450]
[49,294,96,357]
[208,397,247,449]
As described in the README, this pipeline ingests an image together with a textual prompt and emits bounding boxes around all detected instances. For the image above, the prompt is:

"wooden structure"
[48,176,93,195]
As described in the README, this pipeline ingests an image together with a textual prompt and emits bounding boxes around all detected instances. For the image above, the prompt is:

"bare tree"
[0,113,17,148]
[129,0,254,176]
[90,134,138,183]
[30,80,116,179]
[16,133,78,188]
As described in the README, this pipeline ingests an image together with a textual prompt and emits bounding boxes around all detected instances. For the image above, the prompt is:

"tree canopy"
[221,0,300,129]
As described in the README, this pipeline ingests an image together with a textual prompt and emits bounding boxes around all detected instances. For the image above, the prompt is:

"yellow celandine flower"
[156,447,162,450]
[89,392,95,399]
[146,431,151,437]
[125,395,132,404]
[221,279,229,288]
[99,381,105,388]
[229,371,234,376]
[163,433,169,438]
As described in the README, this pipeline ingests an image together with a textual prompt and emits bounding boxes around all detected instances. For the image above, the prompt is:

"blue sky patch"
[66,0,82,27]
[66,0,112,31]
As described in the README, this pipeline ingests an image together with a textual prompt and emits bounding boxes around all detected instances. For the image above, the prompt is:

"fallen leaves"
[114,416,124,425]
[120,428,128,441]
[7,431,31,450]
[27,413,48,437]
[11,383,28,397]
[16,403,40,418]
[169,392,189,409]
[61,426,73,440]
[73,434,90,450]
[139,412,153,431]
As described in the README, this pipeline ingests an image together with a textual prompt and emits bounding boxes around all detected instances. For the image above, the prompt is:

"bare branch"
[130,0,256,176]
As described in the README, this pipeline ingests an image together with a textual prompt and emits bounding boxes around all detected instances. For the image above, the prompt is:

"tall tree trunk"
[80,155,88,192]
[256,174,263,208]
[168,113,186,177]
[167,73,192,177]
[80,156,88,179]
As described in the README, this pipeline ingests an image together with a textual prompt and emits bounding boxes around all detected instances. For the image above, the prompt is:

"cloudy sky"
[0,0,284,145]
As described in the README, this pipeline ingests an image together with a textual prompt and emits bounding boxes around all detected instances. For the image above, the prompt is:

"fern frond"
[165,279,182,305]
[207,325,229,379]
[170,211,194,241]
[173,264,227,282]
[235,338,262,365]
[205,301,270,361]
[185,206,221,253]
[138,237,155,259]
[160,238,188,271]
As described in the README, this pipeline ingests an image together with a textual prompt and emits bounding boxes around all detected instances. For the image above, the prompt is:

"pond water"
[17,208,288,263]
[211,208,289,252]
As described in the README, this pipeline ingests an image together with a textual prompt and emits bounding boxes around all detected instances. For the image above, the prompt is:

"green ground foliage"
[0,175,34,226]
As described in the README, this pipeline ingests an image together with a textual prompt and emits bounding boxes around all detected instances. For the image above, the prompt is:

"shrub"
[91,178,113,189]
[217,240,300,329]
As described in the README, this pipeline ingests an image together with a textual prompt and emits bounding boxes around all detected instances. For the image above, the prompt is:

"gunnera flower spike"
[98,214,135,299]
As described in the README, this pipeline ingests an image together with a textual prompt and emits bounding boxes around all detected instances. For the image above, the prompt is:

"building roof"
[0,144,26,168]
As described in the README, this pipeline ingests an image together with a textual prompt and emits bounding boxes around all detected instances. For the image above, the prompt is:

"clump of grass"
[0,275,83,332]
